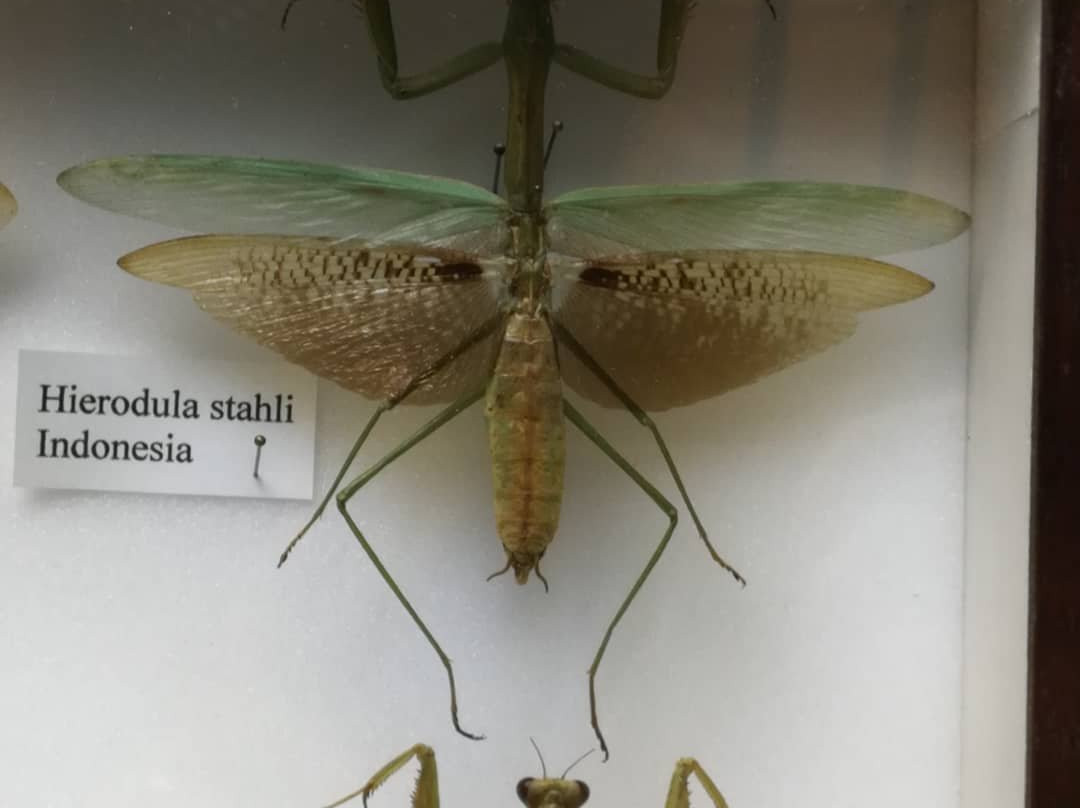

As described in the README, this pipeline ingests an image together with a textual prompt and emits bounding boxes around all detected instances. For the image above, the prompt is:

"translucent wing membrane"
[553,250,933,411]
[58,155,510,254]
[545,182,969,259]
[58,154,964,412]
[0,182,15,229]
[120,235,505,404]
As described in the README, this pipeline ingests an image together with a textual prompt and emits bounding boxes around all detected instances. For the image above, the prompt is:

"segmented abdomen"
[485,312,565,561]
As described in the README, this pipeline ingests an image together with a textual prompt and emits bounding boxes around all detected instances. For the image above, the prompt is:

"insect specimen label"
[13,350,317,499]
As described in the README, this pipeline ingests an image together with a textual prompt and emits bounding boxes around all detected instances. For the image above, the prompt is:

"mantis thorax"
[502,0,554,212]
[507,214,551,313]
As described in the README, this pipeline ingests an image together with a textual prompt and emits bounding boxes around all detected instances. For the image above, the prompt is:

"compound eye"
[516,778,534,804]
[576,781,591,804]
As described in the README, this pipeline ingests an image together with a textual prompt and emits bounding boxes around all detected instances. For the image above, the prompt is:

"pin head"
[252,434,267,478]
[492,143,508,194]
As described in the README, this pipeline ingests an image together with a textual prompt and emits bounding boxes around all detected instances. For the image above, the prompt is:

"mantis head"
[516,776,591,808]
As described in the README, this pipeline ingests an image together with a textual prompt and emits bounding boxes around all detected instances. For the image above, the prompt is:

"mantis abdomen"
[486,310,565,584]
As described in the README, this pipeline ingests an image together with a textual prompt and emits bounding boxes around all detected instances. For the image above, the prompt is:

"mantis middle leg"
[552,0,692,99]
[362,0,503,99]
[554,0,777,99]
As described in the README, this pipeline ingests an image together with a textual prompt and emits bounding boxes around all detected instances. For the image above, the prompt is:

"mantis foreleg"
[322,743,439,808]
[665,758,731,808]
[336,387,487,741]
[563,399,678,761]
[553,321,745,586]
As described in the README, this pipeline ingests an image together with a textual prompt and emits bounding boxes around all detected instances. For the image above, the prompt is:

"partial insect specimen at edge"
[55,0,970,757]
[0,182,16,229]
[319,742,730,808]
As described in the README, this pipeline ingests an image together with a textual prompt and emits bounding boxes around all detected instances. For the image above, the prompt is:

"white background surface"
[0,1,987,806]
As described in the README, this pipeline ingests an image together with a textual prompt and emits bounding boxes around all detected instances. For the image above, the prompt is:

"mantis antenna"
[529,737,548,778]
[560,748,596,779]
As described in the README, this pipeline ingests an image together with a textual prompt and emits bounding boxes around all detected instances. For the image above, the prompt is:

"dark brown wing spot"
[579,266,620,288]
[432,262,484,282]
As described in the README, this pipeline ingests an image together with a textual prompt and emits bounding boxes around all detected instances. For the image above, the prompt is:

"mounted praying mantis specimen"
[319,742,729,808]
[0,182,15,229]
[56,0,969,757]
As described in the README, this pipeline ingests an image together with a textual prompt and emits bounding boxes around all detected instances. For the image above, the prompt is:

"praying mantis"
[0,182,15,229]
[56,0,969,757]
[319,742,729,808]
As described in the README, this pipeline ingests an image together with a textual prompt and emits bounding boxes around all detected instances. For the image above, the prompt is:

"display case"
[0,1,1050,806]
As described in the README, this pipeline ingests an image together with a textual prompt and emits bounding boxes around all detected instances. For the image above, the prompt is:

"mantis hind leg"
[665,758,730,808]
[322,743,439,808]
[337,388,488,741]
[279,313,502,567]
[563,400,678,761]
[553,321,745,586]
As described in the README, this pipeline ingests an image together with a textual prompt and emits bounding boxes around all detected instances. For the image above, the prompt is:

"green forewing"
[57,155,510,253]
[552,249,933,410]
[0,182,15,229]
[545,182,970,259]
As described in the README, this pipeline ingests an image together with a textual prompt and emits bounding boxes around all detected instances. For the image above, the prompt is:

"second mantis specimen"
[319,742,729,808]
[56,0,969,756]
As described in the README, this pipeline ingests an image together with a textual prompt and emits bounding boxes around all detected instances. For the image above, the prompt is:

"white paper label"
[14,350,317,500]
